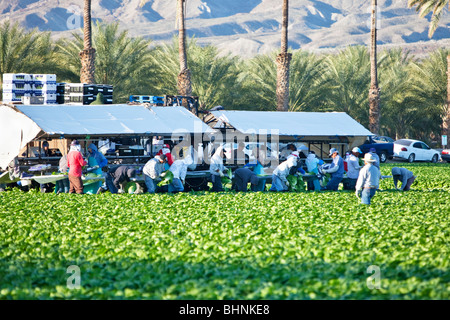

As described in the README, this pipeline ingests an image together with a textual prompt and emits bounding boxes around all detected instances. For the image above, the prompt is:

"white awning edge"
[0,105,42,170]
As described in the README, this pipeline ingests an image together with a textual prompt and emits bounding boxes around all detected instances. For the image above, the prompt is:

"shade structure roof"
[0,104,214,169]
[210,110,373,137]
[15,104,213,136]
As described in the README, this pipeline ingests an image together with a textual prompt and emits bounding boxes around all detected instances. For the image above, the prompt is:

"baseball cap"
[369,147,376,153]
[329,148,338,156]
[352,147,362,153]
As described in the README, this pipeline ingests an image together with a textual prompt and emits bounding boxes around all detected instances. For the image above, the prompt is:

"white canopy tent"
[0,104,214,169]
[210,111,373,137]
[206,110,373,158]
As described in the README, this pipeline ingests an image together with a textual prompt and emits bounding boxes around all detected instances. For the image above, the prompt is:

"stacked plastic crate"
[129,95,164,105]
[63,84,113,105]
[102,85,113,104]
[32,74,57,104]
[2,73,32,103]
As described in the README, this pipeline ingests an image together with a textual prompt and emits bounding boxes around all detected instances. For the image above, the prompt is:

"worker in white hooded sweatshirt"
[269,152,299,191]
[168,156,193,193]
[209,145,227,192]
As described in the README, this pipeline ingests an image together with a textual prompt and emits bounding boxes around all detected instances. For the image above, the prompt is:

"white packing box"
[3,83,32,91]
[3,73,32,84]
[32,74,56,84]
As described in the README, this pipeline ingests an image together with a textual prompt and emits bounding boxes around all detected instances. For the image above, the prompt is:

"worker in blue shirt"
[355,153,381,204]
[322,148,345,191]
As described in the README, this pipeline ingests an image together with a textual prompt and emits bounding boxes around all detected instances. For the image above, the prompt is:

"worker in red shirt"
[67,140,87,194]
[156,144,174,166]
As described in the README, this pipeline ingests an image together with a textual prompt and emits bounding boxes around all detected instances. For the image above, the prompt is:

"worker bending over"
[233,167,260,192]
[269,152,299,192]
[168,156,192,193]
[392,167,417,191]
[143,154,167,194]
[105,165,136,194]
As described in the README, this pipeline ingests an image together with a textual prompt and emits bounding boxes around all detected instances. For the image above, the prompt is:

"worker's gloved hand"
[181,179,185,185]
[322,169,328,173]
[92,165,99,170]
[219,171,224,177]
[285,181,290,187]
[118,189,125,194]
[355,190,362,198]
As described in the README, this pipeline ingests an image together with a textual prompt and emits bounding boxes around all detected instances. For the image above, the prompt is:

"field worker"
[156,144,174,166]
[168,156,192,193]
[345,151,351,161]
[209,145,227,192]
[67,140,87,194]
[234,167,260,192]
[305,151,322,191]
[392,167,417,191]
[87,143,108,172]
[322,148,345,191]
[269,152,299,192]
[143,154,167,194]
[42,141,55,157]
[0,157,20,192]
[344,147,362,191]
[56,154,70,194]
[85,143,108,194]
[105,165,136,194]
[280,144,297,161]
[355,153,381,205]
[369,148,380,169]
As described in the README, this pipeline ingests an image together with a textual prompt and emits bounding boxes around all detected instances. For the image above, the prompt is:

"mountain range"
[1,0,449,57]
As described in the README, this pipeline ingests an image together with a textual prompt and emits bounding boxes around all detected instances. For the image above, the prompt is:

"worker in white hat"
[344,147,363,191]
[322,148,345,191]
[355,153,381,205]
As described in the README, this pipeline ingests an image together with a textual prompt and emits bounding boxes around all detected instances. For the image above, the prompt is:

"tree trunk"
[368,0,380,134]
[276,0,291,112]
[177,0,192,99]
[79,0,95,84]
[276,53,292,112]
[444,54,450,147]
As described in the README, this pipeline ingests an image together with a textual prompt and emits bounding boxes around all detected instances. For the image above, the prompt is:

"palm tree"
[151,37,243,111]
[276,0,292,112]
[322,46,372,126]
[409,49,449,141]
[79,0,95,83]
[243,51,326,112]
[57,23,155,102]
[368,0,381,134]
[0,21,56,75]
[177,0,192,101]
[0,21,58,101]
[140,0,192,100]
[408,0,449,145]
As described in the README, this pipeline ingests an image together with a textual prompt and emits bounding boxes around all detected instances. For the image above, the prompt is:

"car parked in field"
[441,149,450,163]
[393,139,441,163]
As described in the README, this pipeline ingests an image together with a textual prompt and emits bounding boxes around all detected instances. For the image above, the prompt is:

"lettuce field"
[0,163,449,299]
